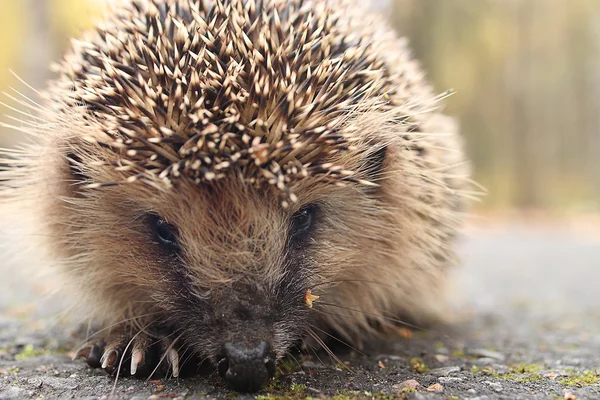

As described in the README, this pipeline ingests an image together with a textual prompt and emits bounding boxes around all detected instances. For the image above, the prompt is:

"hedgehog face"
[142,180,314,362]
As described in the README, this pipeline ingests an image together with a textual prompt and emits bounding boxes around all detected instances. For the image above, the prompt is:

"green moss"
[509,363,543,374]
[262,357,304,394]
[501,363,545,382]
[255,395,278,400]
[506,373,543,383]
[291,384,307,391]
[263,379,285,392]
[15,344,49,361]
[471,363,546,383]
[329,395,351,400]
[278,357,301,375]
[330,391,397,400]
[410,357,429,373]
[7,366,19,374]
[559,370,600,387]
[451,349,465,358]
[259,380,309,400]
[470,365,494,375]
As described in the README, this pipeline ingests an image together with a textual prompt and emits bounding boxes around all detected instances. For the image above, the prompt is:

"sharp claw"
[131,349,143,375]
[167,348,179,378]
[101,349,117,369]
[72,346,91,361]
[86,341,105,368]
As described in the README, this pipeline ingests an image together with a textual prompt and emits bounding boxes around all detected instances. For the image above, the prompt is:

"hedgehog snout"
[216,341,276,392]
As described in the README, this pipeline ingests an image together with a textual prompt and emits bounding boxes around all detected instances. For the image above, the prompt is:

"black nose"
[217,341,276,392]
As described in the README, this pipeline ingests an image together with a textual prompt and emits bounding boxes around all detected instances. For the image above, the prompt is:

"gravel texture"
[1,221,599,400]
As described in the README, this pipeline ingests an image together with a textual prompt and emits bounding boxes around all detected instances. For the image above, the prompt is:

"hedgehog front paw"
[73,332,181,378]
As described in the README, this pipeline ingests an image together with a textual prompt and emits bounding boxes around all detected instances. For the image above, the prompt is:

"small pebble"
[375,354,403,361]
[484,380,503,392]
[301,361,328,369]
[25,378,42,388]
[435,354,449,362]
[468,348,505,361]
[439,377,464,384]
[394,379,420,390]
[426,383,444,392]
[472,357,496,366]
[429,366,461,376]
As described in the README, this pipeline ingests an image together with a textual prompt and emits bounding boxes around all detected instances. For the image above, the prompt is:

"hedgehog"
[0,0,473,393]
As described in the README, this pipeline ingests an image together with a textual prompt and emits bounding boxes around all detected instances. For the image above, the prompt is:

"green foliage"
[392,0,600,211]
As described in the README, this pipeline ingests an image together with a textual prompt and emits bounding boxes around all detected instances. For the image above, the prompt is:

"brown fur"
[0,0,474,380]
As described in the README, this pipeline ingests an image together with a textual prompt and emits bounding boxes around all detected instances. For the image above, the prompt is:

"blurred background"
[0,0,599,215]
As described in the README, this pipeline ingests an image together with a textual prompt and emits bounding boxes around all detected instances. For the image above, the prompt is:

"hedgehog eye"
[149,215,180,251]
[290,204,318,242]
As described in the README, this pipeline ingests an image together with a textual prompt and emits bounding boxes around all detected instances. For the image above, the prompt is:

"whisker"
[308,324,367,357]
[306,328,347,371]
[310,279,399,291]
[314,301,424,330]
[284,351,303,372]
[303,339,327,369]
[179,347,198,374]
[74,311,162,350]
[9,70,43,97]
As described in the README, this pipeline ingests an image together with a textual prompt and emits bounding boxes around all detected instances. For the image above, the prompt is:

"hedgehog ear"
[362,144,387,184]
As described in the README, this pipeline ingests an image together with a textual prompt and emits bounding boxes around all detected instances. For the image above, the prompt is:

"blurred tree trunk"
[24,0,53,89]
[511,1,538,209]
[587,5,600,205]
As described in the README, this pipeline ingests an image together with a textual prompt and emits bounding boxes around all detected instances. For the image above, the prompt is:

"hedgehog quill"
[0,0,474,393]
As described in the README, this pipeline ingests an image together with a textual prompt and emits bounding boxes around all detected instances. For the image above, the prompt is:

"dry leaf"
[304,289,320,308]
[427,383,444,392]
[398,328,413,339]
[397,379,420,390]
